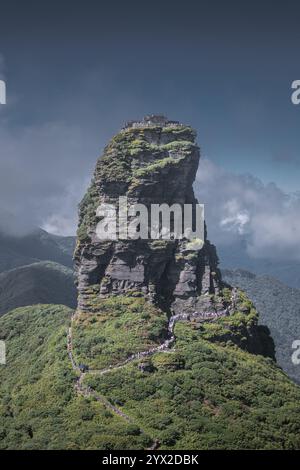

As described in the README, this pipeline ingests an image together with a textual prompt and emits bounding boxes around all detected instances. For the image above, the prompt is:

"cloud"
[0,52,151,237]
[195,158,300,261]
[0,120,99,236]
[220,200,250,235]
[41,178,91,236]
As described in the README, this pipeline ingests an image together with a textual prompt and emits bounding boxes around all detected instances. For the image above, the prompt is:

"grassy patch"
[84,319,300,450]
[72,297,168,369]
[0,305,151,449]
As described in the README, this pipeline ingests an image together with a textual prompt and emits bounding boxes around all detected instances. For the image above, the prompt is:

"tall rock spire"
[74,116,223,314]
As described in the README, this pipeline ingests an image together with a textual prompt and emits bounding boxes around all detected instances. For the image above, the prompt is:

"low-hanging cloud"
[195,158,300,261]
[0,120,99,236]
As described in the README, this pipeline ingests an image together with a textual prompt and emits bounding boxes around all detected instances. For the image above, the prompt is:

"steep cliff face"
[74,115,224,315]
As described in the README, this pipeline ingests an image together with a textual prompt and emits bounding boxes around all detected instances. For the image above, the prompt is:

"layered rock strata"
[75,115,225,315]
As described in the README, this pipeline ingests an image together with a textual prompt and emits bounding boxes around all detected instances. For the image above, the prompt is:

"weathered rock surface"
[74,116,231,315]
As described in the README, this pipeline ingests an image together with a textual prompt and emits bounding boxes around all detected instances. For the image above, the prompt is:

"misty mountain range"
[0,229,76,315]
[0,261,77,316]
[0,228,74,273]
[218,238,300,290]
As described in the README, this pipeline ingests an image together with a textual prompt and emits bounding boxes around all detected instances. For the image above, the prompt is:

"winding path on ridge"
[67,289,238,449]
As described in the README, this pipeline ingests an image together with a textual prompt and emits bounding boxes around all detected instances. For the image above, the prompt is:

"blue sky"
[0,0,300,251]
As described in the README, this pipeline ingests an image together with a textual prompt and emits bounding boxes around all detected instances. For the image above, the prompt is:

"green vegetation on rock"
[197,291,275,358]
[133,156,184,178]
[76,125,198,243]
[161,126,196,141]
[77,182,100,242]
[72,296,168,369]
[222,269,300,384]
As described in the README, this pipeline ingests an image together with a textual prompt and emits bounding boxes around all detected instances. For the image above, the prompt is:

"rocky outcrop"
[74,116,228,315]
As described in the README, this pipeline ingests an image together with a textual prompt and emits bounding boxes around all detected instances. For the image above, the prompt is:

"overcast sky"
[0,1,300,260]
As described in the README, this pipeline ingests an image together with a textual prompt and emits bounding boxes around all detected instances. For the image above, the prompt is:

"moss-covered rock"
[74,116,221,316]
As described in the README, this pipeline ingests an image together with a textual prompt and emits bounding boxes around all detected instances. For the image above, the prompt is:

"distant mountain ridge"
[0,229,77,316]
[217,239,300,289]
[0,261,77,316]
[0,228,75,274]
